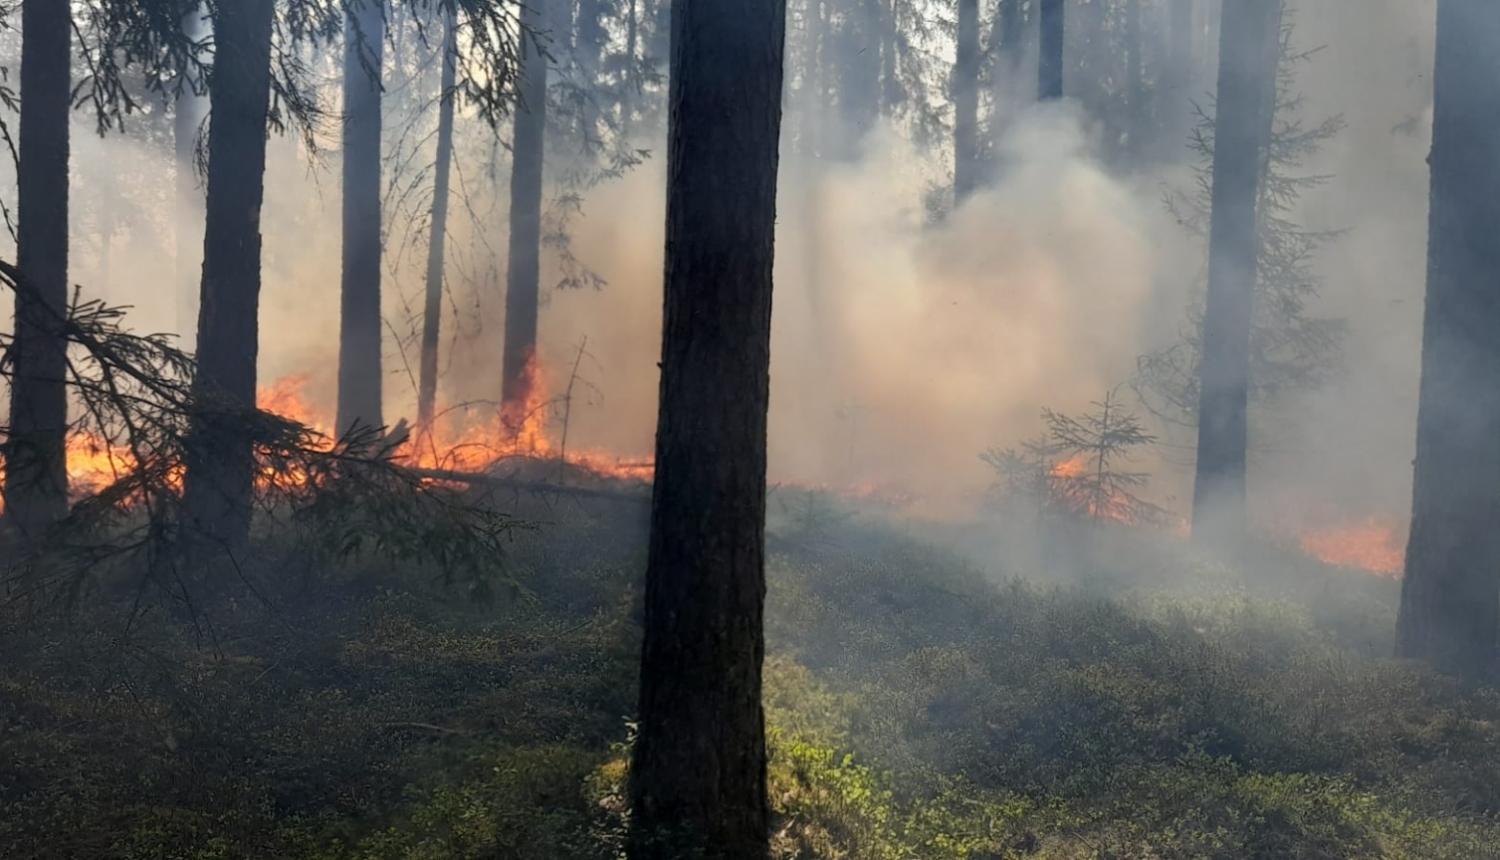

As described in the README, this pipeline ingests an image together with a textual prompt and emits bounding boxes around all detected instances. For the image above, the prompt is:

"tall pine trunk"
[952,0,980,203]
[416,11,457,431]
[1396,0,1500,678]
[174,4,208,349]
[6,0,72,538]
[500,0,548,427]
[880,0,899,114]
[1038,0,1063,100]
[1189,0,1280,545]
[336,0,387,435]
[625,0,786,853]
[1125,0,1143,150]
[1165,0,1194,142]
[181,0,277,549]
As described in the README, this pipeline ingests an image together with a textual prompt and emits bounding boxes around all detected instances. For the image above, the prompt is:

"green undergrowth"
[3,499,1499,858]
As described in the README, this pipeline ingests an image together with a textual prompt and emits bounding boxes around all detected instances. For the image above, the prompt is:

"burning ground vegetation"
[0,355,1491,859]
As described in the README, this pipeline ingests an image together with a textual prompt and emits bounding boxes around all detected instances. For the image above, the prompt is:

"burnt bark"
[336,0,387,435]
[1038,0,1063,100]
[953,0,980,203]
[417,11,458,432]
[500,0,548,424]
[1189,0,1280,545]
[181,0,277,549]
[624,0,786,855]
[1396,0,1500,679]
[5,0,72,537]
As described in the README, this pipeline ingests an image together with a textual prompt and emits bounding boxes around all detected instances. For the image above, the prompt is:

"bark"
[1189,0,1280,546]
[174,3,208,349]
[624,0,786,854]
[417,12,458,431]
[181,0,277,549]
[500,0,548,424]
[1038,0,1063,100]
[1396,0,1500,678]
[953,0,980,203]
[336,0,387,435]
[5,0,72,538]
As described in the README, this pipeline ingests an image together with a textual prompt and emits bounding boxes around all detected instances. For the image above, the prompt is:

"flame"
[1297,516,1405,577]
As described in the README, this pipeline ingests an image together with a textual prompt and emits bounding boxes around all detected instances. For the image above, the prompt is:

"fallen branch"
[404,465,651,505]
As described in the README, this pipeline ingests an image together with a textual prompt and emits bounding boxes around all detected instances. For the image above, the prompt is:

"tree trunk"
[625,0,786,855]
[5,0,72,538]
[953,0,980,203]
[1038,0,1063,100]
[181,0,277,549]
[1125,0,1143,150]
[336,0,387,436]
[174,3,208,350]
[1165,0,1195,141]
[500,0,548,427]
[1189,0,1280,546]
[417,11,458,431]
[1396,0,1500,679]
[880,0,898,114]
[577,0,606,74]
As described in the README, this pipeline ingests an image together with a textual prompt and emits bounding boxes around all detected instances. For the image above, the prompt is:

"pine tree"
[5,0,73,538]
[1396,0,1500,678]
[626,0,787,854]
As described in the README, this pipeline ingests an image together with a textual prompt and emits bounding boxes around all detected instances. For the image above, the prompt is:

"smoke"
[20,0,1446,537]
[537,101,1183,504]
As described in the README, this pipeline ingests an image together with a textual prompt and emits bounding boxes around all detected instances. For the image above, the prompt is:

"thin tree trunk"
[500,0,549,428]
[1125,0,1143,150]
[174,3,208,350]
[577,0,605,74]
[625,0,639,124]
[1038,0,1063,100]
[1189,0,1280,546]
[5,0,72,538]
[336,0,387,436]
[417,11,458,431]
[98,169,116,299]
[1396,0,1500,678]
[953,0,980,203]
[880,0,898,114]
[1165,0,1194,142]
[625,0,786,853]
[181,0,277,549]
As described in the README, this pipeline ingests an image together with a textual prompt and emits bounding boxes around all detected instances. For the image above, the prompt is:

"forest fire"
[1296,517,1406,577]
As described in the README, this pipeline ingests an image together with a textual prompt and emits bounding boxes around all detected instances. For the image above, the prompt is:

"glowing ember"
[1298,517,1405,577]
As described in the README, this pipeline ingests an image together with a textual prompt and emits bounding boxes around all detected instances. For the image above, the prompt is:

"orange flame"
[1297,516,1405,577]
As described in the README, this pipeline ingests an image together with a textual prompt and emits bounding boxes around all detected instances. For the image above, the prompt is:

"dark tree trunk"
[880,0,898,114]
[625,0,786,855]
[1125,0,1143,150]
[1189,0,1280,546]
[953,0,980,203]
[500,0,548,426]
[1038,0,1063,100]
[1165,0,1195,141]
[1396,0,1500,679]
[181,0,277,549]
[417,11,458,431]
[175,3,208,348]
[336,0,387,435]
[577,0,606,74]
[5,0,72,538]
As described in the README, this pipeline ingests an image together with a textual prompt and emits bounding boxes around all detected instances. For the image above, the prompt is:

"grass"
[2,493,1499,858]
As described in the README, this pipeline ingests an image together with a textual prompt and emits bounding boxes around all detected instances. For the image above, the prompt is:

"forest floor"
[4,491,1500,859]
